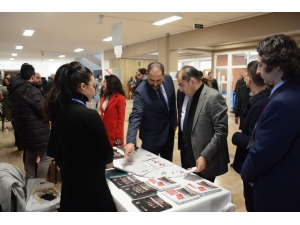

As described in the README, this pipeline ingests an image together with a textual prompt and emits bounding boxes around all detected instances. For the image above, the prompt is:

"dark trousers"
[179,136,188,169]
[243,181,255,212]
[142,128,174,162]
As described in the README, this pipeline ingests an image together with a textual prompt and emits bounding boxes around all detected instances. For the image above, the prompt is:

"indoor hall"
[0,99,246,212]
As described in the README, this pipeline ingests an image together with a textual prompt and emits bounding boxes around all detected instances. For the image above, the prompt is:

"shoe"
[230,110,235,114]
[230,163,233,167]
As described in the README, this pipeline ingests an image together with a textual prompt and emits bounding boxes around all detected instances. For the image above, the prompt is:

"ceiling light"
[48,59,54,61]
[153,14,183,26]
[74,48,84,52]
[12,53,17,56]
[23,30,35,36]
[250,52,258,55]
[9,58,14,60]
[16,46,23,50]
[59,55,66,58]
[103,37,112,42]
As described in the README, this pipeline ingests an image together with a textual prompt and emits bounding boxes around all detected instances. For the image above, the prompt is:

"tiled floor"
[0,99,246,212]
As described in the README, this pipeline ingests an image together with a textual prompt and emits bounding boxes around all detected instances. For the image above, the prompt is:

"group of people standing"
[5,34,300,212]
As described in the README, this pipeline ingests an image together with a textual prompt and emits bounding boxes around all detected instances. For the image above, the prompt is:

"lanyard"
[71,98,86,107]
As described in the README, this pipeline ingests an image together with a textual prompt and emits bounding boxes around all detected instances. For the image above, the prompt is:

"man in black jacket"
[10,63,51,180]
[208,72,219,91]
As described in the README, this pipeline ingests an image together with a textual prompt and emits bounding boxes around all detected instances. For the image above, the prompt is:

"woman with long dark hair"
[100,75,126,146]
[42,62,116,212]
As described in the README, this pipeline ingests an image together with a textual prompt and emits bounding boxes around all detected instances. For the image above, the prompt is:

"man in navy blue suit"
[241,34,300,212]
[124,62,177,162]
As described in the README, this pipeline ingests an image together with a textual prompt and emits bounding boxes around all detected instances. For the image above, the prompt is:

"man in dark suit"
[177,65,229,183]
[124,62,177,162]
[241,34,300,212]
[208,72,219,91]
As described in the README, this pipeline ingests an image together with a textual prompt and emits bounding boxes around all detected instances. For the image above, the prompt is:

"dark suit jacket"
[188,85,229,178]
[232,89,270,173]
[126,75,177,147]
[241,81,300,212]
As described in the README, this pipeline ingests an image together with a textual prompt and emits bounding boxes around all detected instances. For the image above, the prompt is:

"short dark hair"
[247,60,264,87]
[257,34,300,81]
[177,65,202,82]
[198,70,203,78]
[138,68,147,75]
[147,62,164,74]
[20,64,35,80]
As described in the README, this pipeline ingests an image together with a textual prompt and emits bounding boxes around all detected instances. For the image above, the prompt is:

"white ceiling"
[0,12,269,67]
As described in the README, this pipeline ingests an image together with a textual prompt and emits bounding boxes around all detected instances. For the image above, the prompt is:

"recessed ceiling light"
[74,48,84,52]
[12,53,17,56]
[153,14,183,26]
[48,59,54,61]
[16,46,23,50]
[59,55,66,58]
[23,30,35,36]
[9,58,14,60]
[103,37,112,42]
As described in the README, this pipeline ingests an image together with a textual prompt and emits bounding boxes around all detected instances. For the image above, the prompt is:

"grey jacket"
[0,163,26,212]
[188,85,229,178]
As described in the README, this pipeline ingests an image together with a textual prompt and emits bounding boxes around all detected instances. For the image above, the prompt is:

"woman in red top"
[100,75,126,146]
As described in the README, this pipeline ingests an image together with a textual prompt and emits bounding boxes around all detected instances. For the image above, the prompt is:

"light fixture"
[23,29,35,36]
[153,14,183,26]
[16,46,23,50]
[59,55,66,58]
[48,59,54,61]
[103,37,112,42]
[250,52,258,55]
[9,58,14,60]
[12,53,17,56]
[74,48,84,52]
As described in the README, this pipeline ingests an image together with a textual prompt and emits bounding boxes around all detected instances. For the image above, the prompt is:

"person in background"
[231,74,244,113]
[241,34,300,212]
[33,72,45,96]
[3,73,11,86]
[43,62,117,212]
[124,62,177,162]
[208,72,219,91]
[47,73,55,94]
[41,77,48,96]
[130,68,147,94]
[100,75,126,146]
[10,64,51,181]
[95,74,103,109]
[202,76,212,87]
[231,60,270,212]
[234,74,251,130]
[177,65,229,183]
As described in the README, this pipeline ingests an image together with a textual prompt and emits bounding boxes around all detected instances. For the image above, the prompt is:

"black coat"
[232,89,270,173]
[11,78,49,151]
[55,94,116,212]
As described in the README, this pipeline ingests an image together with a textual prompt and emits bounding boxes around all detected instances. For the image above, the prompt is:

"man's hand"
[234,116,239,124]
[195,156,207,173]
[124,143,135,158]
[106,162,113,169]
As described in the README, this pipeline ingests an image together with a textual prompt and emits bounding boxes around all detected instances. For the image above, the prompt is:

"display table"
[107,148,235,212]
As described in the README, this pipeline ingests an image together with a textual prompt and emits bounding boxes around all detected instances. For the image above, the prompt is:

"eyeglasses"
[178,79,190,88]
